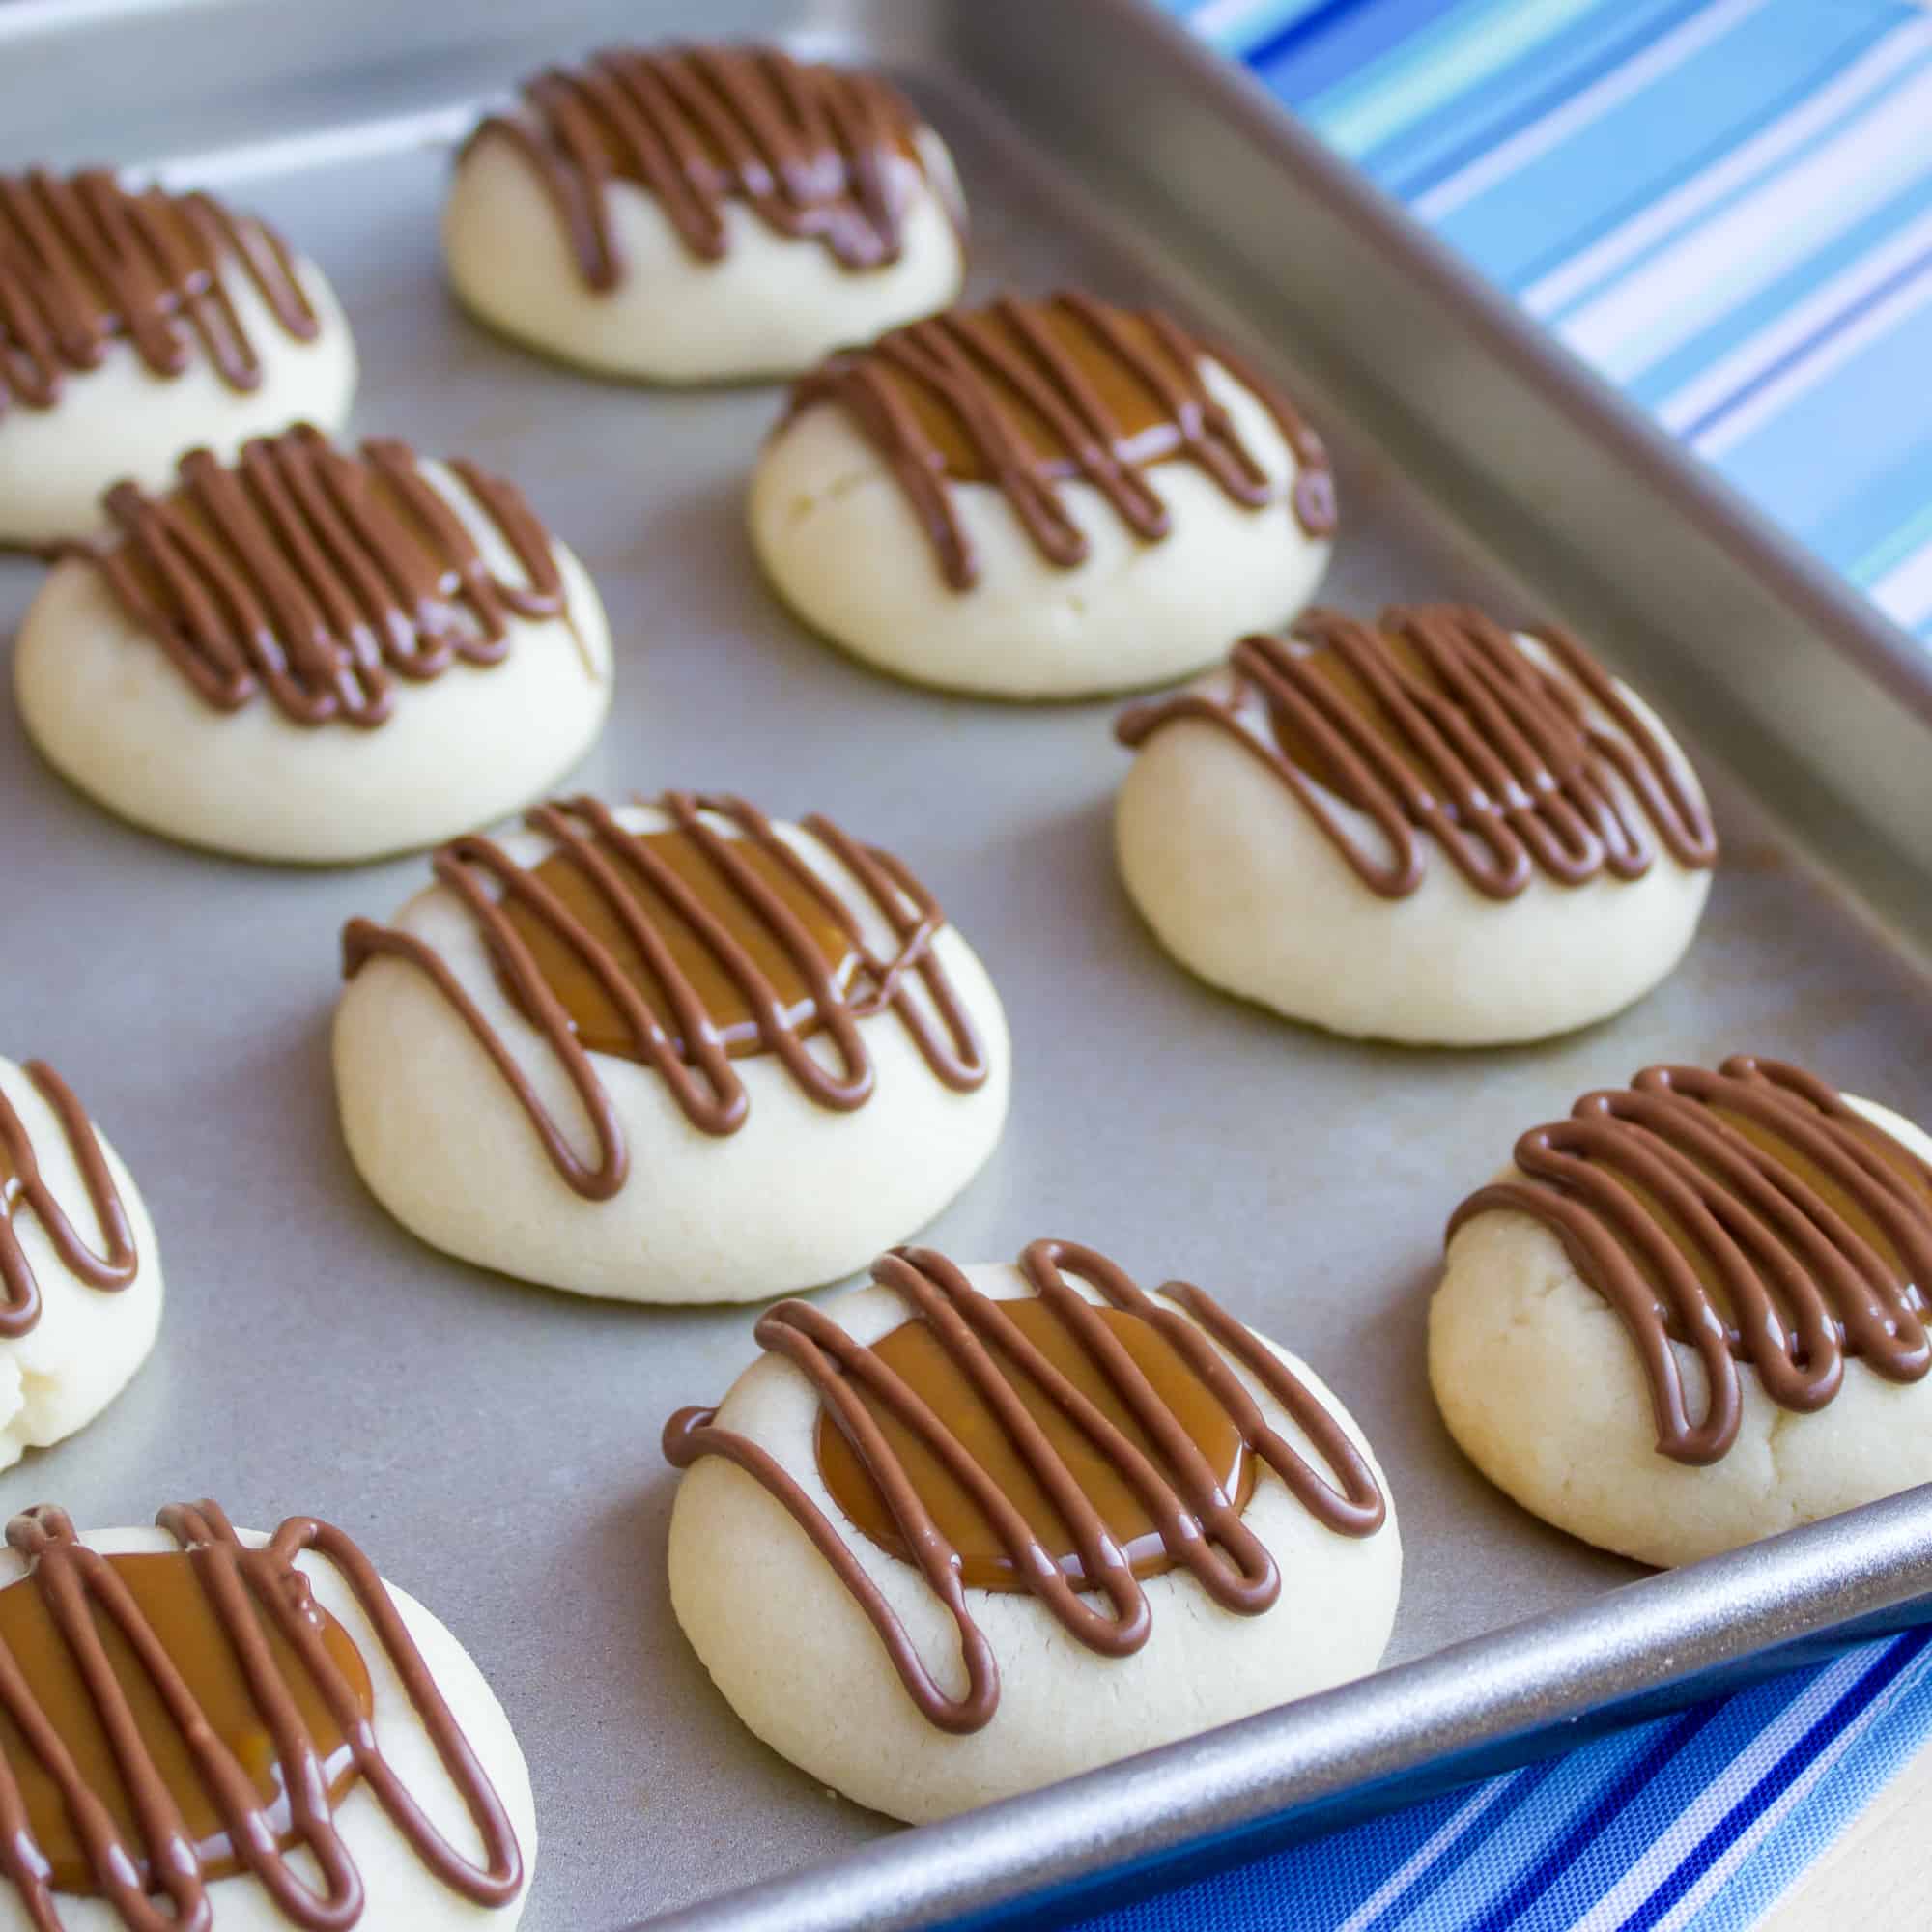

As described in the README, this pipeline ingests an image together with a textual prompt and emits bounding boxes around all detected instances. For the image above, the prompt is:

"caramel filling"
[112,460,482,651]
[499,825,859,1061]
[816,1300,1256,1590]
[889,305,1199,484]
[1255,627,1584,818]
[1606,1105,1932,1335]
[0,1549,373,1895]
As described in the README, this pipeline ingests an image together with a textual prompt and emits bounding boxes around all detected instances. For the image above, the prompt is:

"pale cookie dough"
[750,295,1334,699]
[667,1252,1401,1821]
[443,48,964,384]
[0,172,355,549]
[0,1055,161,1470]
[0,1520,535,1930]
[1431,1079,1932,1569]
[1115,609,1716,1044]
[333,796,1010,1302]
[14,431,611,865]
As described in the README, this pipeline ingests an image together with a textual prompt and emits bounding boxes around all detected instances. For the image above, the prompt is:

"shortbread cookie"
[0,168,355,548]
[1430,1056,1932,1568]
[444,44,964,384]
[14,425,611,864]
[749,291,1334,697]
[664,1237,1398,1820]
[0,1054,161,1469]
[1115,605,1717,1044]
[0,1499,533,1929]
[334,791,1009,1302]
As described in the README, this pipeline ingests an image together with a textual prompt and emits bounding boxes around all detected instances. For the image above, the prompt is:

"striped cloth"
[1073,1630,1932,1929]
[1162,0,1932,646]
[1065,5,1932,1924]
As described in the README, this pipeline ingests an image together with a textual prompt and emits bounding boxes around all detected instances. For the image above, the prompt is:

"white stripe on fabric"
[1658,204,1932,432]
[1558,65,1932,379]
[1563,1651,1883,1932]
[1187,0,1288,41]
[1691,250,1932,456]
[1871,535,1932,630]
[1333,1770,1531,1932]
[1409,0,1769,223]
[1522,15,1932,318]
[1640,1647,1932,1932]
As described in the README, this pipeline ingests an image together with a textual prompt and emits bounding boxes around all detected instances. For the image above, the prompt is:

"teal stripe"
[1250,0,1460,102]
[1850,492,1932,586]
[1432,3,1886,284]
[1303,0,1605,156]
[1354,0,1698,195]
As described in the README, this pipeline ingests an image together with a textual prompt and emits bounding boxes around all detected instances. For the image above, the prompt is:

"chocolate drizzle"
[71,423,575,728]
[0,1062,137,1340]
[1118,605,1717,900]
[0,1500,522,1926]
[781,291,1335,589]
[340,792,989,1201]
[0,168,320,417]
[664,1239,1384,1732]
[1449,1057,1932,1465]
[469,44,938,284]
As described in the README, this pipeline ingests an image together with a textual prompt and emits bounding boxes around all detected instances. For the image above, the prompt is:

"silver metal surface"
[1,2,1930,1929]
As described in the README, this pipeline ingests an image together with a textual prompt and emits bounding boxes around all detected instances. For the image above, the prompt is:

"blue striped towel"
[1065,4,1932,1924]
[1075,1631,1932,1928]
[1163,0,1932,648]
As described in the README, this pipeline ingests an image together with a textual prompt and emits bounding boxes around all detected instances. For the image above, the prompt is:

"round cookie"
[14,424,611,865]
[334,791,1010,1302]
[748,290,1335,698]
[0,1055,161,1469]
[1430,1056,1932,1569]
[664,1238,1400,1821]
[0,1502,533,1928]
[444,44,965,384]
[0,168,355,549]
[1115,605,1717,1044]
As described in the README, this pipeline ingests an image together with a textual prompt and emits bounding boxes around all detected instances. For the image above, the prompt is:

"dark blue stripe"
[1680,240,1932,440]
[1247,0,1392,71]
[1615,1632,1932,1932]
[1387,0,1713,202]
[1252,0,1461,103]
[1349,1757,1571,1927]
[1461,1708,1722,1932]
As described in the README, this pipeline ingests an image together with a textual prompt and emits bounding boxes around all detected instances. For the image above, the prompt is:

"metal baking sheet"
[4,2,1932,1928]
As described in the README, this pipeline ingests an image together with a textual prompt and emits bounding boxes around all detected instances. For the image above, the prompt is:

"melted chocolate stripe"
[0,1062,137,1339]
[340,792,988,1201]
[663,1238,1383,1732]
[0,1502,520,1928]
[76,425,572,730]
[0,169,319,416]
[782,291,1335,591]
[470,44,929,286]
[1118,604,1717,902]
[1447,1056,1932,1465]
